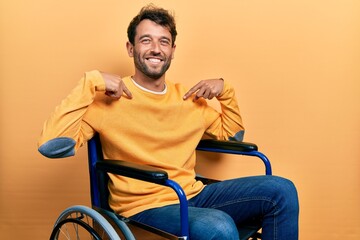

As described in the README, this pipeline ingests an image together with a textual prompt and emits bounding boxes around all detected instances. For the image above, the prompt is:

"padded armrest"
[96,160,168,185]
[95,140,258,185]
[196,139,258,152]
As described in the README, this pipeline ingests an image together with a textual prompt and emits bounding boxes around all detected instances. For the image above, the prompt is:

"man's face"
[127,19,176,80]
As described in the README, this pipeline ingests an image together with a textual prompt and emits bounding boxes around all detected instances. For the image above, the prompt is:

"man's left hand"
[183,78,224,101]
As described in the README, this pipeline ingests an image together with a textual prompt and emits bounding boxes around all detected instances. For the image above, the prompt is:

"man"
[38,5,299,240]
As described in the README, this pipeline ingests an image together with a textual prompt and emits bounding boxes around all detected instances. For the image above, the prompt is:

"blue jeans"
[130,175,299,240]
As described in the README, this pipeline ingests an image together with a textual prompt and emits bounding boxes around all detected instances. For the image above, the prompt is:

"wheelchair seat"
[50,134,272,240]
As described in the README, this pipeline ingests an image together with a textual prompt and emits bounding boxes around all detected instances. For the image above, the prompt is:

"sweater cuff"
[216,80,234,99]
[85,70,106,92]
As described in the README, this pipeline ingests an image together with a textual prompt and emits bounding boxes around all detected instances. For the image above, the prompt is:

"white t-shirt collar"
[131,77,167,95]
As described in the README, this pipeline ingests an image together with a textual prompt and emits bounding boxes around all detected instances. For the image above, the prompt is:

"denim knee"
[268,176,299,215]
[189,209,239,240]
[260,176,299,239]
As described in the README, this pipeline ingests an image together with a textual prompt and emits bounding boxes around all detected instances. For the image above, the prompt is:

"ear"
[126,42,134,57]
[171,44,176,59]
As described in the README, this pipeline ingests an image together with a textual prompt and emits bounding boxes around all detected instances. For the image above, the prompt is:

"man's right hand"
[101,72,132,99]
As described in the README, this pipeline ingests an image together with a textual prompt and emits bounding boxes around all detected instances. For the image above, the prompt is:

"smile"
[147,58,162,64]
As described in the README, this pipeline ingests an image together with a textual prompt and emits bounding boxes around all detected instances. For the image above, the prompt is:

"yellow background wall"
[1,0,359,239]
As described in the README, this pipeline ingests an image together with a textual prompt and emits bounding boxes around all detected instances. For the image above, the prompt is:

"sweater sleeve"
[38,70,105,158]
[203,80,245,141]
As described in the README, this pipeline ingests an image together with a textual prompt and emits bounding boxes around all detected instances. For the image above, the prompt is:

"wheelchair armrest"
[196,139,258,152]
[95,159,189,236]
[96,160,168,185]
[196,139,272,175]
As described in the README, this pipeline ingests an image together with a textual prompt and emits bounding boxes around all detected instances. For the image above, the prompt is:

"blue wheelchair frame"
[87,134,272,239]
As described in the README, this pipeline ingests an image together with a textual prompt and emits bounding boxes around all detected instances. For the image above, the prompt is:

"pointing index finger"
[183,82,201,100]
[122,83,133,99]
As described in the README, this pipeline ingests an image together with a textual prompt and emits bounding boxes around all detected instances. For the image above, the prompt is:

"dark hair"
[127,5,177,46]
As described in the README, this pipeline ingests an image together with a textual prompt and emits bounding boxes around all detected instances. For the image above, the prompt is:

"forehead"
[135,19,172,40]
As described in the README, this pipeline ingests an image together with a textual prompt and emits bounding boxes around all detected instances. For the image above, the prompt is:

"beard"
[133,50,172,79]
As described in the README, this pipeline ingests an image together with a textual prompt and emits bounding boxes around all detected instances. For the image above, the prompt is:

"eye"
[160,39,171,46]
[140,38,151,44]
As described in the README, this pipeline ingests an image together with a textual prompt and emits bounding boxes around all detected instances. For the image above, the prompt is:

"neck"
[132,72,166,92]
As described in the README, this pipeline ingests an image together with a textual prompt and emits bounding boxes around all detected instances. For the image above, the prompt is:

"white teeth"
[148,58,161,63]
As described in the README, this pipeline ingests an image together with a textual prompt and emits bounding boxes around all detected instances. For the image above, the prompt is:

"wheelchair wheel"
[50,205,121,240]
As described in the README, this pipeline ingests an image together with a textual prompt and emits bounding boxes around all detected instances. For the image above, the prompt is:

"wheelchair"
[49,134,272,240]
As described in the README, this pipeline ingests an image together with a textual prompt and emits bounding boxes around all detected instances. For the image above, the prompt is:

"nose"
[150,41,161,54]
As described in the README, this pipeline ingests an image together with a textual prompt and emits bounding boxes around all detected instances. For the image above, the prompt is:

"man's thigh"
[190,175,291,224]
[130,204,239,240]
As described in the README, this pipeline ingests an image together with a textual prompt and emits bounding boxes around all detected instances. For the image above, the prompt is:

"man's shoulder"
[166,80,187,92]
[122,76,133,83]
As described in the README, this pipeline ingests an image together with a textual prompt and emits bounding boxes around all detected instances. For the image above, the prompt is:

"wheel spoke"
[49,206,121,240]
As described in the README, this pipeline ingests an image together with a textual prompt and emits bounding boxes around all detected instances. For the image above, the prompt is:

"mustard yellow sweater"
[38,70,244,217]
